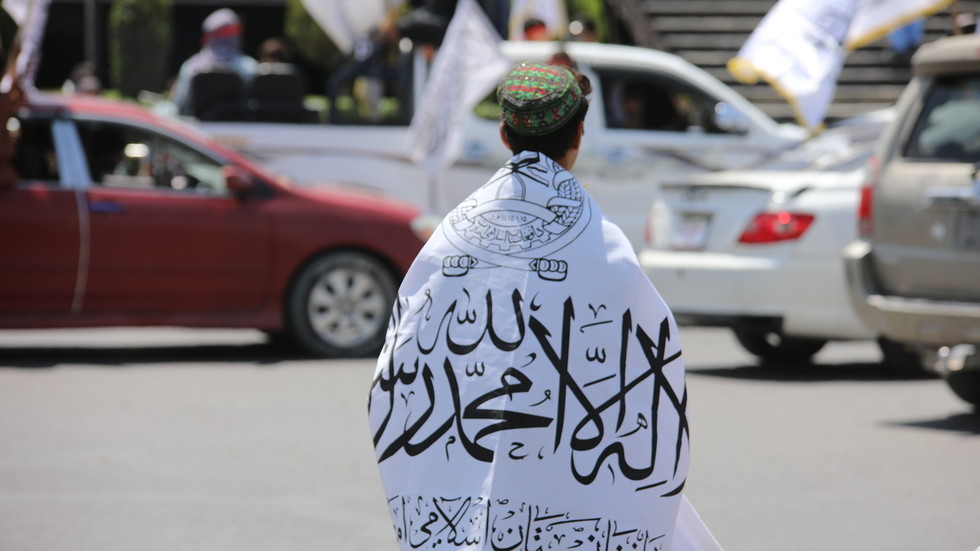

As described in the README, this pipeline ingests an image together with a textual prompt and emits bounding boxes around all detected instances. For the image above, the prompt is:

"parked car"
[180,40,807,249]
[0,93,433,357]
[637,109,923,366]
[844,34,980,404]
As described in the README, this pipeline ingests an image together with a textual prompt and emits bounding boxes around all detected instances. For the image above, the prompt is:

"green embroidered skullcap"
[497,62,583,136]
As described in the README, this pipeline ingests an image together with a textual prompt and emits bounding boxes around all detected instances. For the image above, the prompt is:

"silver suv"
[845,34,980,406]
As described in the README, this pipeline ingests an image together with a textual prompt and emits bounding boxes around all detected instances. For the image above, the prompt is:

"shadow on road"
[687,361,934,383]
[0,342,320,368]
[885,411,980,434]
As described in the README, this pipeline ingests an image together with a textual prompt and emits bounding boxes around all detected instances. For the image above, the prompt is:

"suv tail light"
[857,155,879,238]
[738,211,814,243]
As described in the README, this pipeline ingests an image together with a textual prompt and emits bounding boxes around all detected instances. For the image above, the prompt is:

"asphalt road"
[0,327,977,551]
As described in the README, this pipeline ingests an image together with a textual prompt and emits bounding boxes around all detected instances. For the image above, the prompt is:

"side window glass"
[904,75,980,162]
[13,117,60,183]
[599,71,725,134]
[75,121,227,194]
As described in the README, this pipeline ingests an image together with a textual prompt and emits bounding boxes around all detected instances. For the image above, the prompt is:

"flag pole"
[406,0,510,211]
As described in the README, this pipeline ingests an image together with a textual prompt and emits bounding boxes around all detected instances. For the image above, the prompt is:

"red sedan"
[0,94,431,357]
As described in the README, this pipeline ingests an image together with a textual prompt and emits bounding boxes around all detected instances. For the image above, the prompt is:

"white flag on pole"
[1,0,51,94]
[847,0,953,48]
[300,0,395,54]
[407,0,509,179]
[2,0,32,25]
[729,0,953,131]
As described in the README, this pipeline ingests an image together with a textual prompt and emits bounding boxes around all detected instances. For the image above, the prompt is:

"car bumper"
[640,248,873,339]
[844,240,980,346]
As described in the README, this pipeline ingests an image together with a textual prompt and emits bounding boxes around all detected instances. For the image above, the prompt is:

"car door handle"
[88,199,126,214]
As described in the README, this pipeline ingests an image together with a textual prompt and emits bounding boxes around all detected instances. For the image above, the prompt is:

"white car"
[638,109,920,366]
[185,40,806,249]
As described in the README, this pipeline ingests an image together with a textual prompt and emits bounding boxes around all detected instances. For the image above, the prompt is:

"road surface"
[0,327,976,551]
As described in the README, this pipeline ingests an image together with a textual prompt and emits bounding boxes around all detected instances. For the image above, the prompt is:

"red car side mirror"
[222,165,253,196]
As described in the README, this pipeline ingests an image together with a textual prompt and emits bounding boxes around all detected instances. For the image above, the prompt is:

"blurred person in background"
[522,17,550,40]
[887,18,925,64]
[169,8,258,114]
[61,61,102,96]
[256,37,296,64]
[953,12,978,34]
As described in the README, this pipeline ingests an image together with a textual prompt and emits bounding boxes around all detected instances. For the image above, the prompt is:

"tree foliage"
[108,0,173,97]
[283,0,342,75]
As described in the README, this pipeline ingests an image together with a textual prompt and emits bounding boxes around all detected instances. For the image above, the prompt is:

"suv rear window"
[904,75,980,162]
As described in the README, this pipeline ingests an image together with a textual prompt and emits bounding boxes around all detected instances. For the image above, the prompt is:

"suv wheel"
[287,251,397,358]
[946,371,980,406]
[732,328,827,363]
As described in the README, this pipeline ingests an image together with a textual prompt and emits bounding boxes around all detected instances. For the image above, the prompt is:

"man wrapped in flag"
[368,61,694,551]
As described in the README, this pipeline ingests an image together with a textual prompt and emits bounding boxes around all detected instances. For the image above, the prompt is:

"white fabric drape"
[369,151,694,550]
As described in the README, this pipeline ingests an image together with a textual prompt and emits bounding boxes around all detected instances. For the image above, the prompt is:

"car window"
[74,120,227,194]
[595,69,725,134]
[904,75,980,162]
[13,117,60,183]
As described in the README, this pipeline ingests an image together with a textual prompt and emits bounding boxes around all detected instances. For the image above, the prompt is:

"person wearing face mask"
[169,8,258,116]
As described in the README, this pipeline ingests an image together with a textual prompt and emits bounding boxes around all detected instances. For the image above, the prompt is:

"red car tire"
[286,251,397,358]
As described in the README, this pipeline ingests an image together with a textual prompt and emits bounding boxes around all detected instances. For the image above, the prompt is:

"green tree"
[283,0,342,77]
[108,0,172,97]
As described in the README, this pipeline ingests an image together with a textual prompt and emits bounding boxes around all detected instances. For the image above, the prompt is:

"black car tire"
[286,251,397,358]
[732,328,827,364]
[876,337,931,375]
[946,371,980,406]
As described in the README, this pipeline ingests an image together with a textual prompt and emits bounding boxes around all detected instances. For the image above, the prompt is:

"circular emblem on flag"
[446,166,588,258]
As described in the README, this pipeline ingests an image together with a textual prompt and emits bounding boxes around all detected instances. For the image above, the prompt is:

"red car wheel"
[287,251,397,358]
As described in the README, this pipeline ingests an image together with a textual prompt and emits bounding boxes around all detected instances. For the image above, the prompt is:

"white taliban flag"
[1,0,51,93]
[300,0,399,54]
[846,0,952,48]
[408,0,509,179]
[729,0,954,131]
[369,150,722,550]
